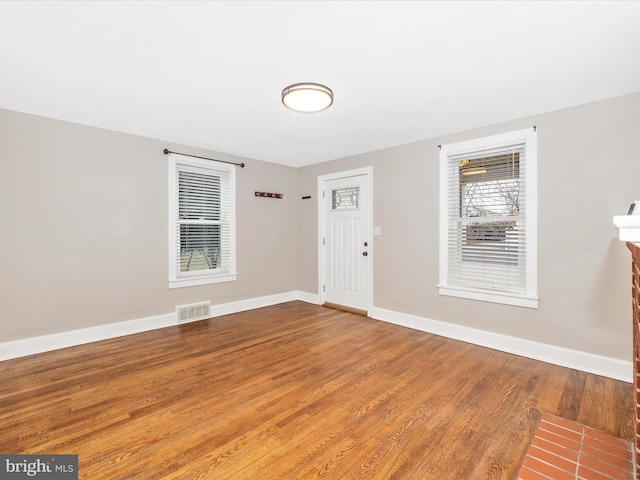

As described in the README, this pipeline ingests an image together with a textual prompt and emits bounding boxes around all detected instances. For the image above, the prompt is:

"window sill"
[438,284,538,309]
[169,273,237,289]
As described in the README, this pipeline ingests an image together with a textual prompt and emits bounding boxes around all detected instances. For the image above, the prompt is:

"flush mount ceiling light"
[281,82,333,113]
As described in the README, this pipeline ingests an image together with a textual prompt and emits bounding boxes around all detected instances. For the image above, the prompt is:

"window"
[439,128,538,308]
[332,186,360,210]
[169,153,236,288]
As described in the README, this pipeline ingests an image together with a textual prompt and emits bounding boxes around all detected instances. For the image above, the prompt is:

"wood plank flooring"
[0,301,633,479]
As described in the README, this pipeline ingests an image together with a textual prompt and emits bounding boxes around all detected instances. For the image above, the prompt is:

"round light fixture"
[281,82,333,113]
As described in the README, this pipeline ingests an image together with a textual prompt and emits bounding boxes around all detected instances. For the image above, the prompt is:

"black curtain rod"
[163,149,245,168]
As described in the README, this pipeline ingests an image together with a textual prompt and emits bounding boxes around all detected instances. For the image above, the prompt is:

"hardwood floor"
[0,301,633,479]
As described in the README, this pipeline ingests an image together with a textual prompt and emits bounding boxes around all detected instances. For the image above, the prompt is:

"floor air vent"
[176,301,211,324]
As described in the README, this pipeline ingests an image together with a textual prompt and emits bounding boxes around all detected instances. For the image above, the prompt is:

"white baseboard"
[0,312,177,362]
[369,306,632,383]
[209,291,299,317]
[296,290,322,305]
[0,291,306,362]
[2,294,632,384]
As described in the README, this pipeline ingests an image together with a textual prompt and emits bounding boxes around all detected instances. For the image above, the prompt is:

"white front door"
[320,170,371,312]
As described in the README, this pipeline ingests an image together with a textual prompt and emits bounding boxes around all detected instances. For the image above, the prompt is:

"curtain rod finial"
[163,148,170,155]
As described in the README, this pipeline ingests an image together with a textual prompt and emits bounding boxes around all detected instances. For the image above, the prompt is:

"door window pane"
[332,186,360,210]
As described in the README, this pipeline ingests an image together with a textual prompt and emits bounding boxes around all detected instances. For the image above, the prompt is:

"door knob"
[362,251,368,256]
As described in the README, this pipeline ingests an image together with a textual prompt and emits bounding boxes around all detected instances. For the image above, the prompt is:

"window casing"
[439,128,538,308]
[169,154,236,288]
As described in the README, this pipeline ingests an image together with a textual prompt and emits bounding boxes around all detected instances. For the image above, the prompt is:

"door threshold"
[323,302,368,317]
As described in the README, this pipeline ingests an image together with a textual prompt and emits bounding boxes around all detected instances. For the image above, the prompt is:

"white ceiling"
[0,1,639,168]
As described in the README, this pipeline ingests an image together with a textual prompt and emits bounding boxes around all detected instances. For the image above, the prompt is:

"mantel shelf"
[613,215,640,242]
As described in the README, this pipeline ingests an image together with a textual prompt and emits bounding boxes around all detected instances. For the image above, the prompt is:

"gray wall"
[298,92,640,361]
[2,92,639,363]
[0,108,298,342]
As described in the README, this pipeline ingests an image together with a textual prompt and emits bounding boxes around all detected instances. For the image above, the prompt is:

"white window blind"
[169,154,236,288]
[439,128,537,308]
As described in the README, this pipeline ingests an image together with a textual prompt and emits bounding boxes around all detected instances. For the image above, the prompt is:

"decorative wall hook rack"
[255,191,283,199]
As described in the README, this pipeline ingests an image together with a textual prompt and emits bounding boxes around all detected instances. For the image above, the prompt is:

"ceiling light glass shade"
[282,83,333,113]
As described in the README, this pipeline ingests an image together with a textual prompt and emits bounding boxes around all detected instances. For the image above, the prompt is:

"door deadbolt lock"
[364,242,368,247]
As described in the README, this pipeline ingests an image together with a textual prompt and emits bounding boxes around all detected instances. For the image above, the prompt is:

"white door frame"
[317,167,373,313]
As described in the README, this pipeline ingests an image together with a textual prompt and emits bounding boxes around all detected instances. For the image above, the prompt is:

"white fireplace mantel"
[613,215,640,243]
